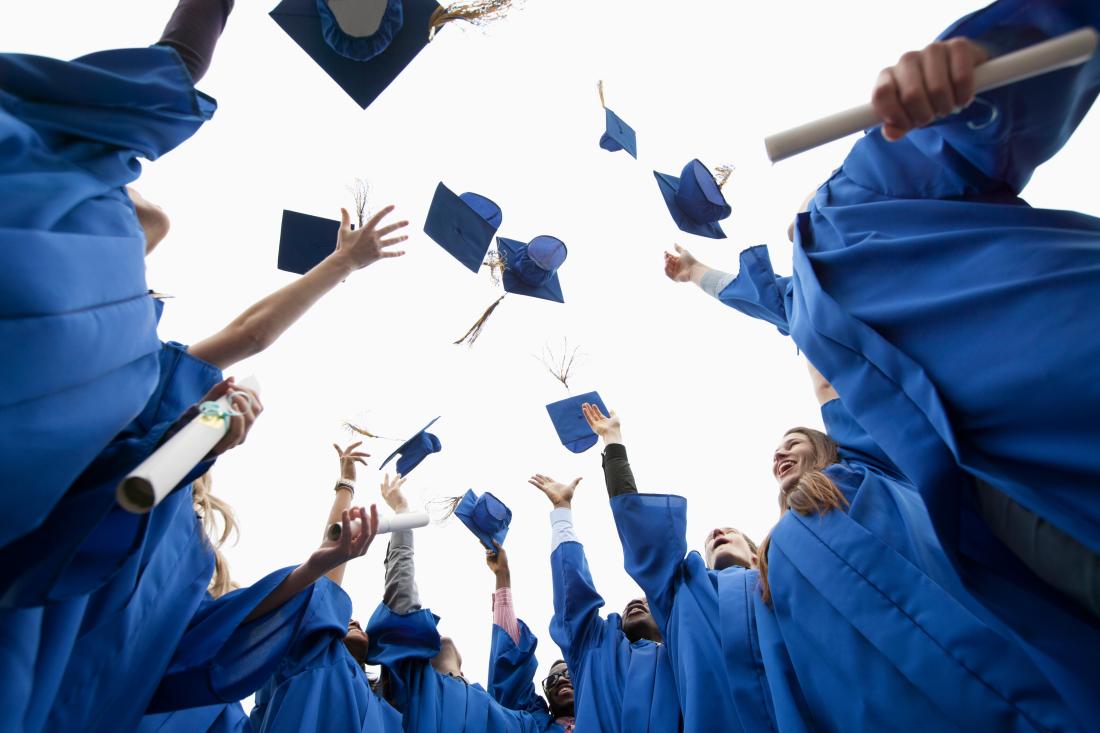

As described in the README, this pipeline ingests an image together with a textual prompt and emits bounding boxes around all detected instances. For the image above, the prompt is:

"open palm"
[528,474,582,509]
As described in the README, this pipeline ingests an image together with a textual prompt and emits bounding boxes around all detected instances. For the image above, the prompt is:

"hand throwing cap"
[546,391,607,453]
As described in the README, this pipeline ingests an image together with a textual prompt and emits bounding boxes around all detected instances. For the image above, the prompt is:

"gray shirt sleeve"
[700,268,736,299]
[383,528,420,614]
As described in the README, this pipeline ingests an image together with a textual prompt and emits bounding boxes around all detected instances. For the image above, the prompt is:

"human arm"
[379,473,420,614]
[323,442,371,585]
[188,206,408,369]
[582,402,638,499]
[807,361,840,406]
[485,542,520,644]
[242,504,378,623]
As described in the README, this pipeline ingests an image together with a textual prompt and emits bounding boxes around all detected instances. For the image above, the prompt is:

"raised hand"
[308,505,379,575]
[485,540,509,578]
[333,441,370,481]
[528,474,582,510]
[331,204,409,271]
[380,472,409,514]
[663,243,703,284]
[582,402,622,445]
[872,38,989,141]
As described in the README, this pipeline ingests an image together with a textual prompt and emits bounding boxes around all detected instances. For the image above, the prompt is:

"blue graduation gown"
[365,604,543,732]
[0,46,215,548]
[486,619,565,733]
[0,339,222,733]
[139,703,251,733]
[548,541,680,732]
[719,0,1100,557]
[247,579,403,733]
[611,495,775,733]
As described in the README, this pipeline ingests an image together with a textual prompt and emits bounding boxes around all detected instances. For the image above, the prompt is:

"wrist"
[552,500,572,510]
[494,570,511,589]
[689,262,710,286]
[390,502,410,514]
[321,251,358,279]
[335,478,355,494]
[601,430,624,446]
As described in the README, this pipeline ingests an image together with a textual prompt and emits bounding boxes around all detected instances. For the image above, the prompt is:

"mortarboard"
[596,81,637,158]
[497,235,566,303]
[277,209,340,274]
[379,416,441,475]
[454,488,511,548]
[546,391,607,453]
[600,108,638,158]
[270,0,441,109]
[653,159,732,239]
[424,183,502,273]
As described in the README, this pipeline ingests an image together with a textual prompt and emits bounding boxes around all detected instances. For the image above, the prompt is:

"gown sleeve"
[610,493,690,636]
[548,541,608,678]
[819,398,905,479]
[487,618,552,716]
[709,245,793,335]
[146,566,314,712]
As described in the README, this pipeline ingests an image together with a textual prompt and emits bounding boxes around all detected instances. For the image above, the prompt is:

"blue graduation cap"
[424,182,503,273]
[545,391,607,453]
[277,209,340,275]
[653,159,732,239]
[378,417,441,475]
[497,235,567,303]
[600,108,637,158]
[270,0,441,109]
[454,489,511,548]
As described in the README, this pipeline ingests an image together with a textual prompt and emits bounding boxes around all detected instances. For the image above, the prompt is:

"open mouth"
[776,459,797,479]
[711,536,731,552]
[625,602,647,618]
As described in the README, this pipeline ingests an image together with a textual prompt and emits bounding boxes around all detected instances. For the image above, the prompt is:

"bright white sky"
[7,0,1099,703]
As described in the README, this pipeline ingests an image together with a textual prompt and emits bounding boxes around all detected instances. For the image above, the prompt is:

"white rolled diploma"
[764,27,1100,163]
[116,376,260,514]
[325,511,431,541]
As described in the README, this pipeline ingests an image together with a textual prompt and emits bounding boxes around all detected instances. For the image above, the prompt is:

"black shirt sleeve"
[601,443,638,498]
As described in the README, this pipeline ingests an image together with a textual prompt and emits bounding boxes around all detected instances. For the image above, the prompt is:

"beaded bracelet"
[334,478,356,494]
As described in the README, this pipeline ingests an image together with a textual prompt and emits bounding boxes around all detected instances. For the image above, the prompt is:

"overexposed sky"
[7,0,1099,698]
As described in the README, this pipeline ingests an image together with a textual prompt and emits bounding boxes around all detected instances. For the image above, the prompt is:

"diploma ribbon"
[197,389,256,428]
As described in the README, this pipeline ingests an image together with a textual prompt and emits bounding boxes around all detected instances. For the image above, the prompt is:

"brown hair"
[192,472,240,598]
[757,428,847,604]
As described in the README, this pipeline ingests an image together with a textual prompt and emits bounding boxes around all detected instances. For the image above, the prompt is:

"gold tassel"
[425,496,463,524]
[712,164,735,190]
[343,422,397,441]
[597,80,606,108]
[483,248,507,287]
[428,0,515,40]
[453,294,506,346]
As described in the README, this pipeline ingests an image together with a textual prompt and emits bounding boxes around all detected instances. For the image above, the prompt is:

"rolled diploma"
[326,511,431,541]
[116,376,260,514]
[764,27,1100,163]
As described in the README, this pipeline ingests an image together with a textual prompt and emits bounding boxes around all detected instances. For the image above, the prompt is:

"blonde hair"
[192,472,240,598]
[757,428,847,605]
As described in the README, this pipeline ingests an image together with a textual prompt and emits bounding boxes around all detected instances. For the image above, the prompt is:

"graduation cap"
[277,209,341,274]
[454,235,568,345]
[271,0,516,109]
[454,489,512,548]
[378,417,442,475]
[424,182,503,273]
[597,81,637,158]
[653,159,733,239]
[545,391,607,453]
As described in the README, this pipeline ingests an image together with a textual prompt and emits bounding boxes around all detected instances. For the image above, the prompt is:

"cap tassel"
[343,421,397,441]
[453,294,506,346]
[597,80,606,108]
[713,164,735,190]
[426,496,463,524]
[483,249,507,287]
[347,178,371,228]
[428,0,516,41]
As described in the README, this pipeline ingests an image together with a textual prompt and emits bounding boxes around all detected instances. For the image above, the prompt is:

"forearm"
[492,586,521,645]
[806,360,839,406]
[601,443,638,498]
[322,486,355,585]
[242,562,320,623]
[383,530,420,614]
[188,254,355,369]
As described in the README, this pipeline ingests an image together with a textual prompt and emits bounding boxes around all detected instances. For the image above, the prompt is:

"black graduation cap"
[277,209,341,275]
[270,0,442,109]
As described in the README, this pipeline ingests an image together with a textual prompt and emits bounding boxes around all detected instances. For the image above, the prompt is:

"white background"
[6,0,1098,703]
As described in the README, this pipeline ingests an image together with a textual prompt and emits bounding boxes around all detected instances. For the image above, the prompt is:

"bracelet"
[334,479,356,494]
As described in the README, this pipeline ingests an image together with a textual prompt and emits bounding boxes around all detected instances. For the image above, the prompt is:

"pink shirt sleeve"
[492,586,521,645]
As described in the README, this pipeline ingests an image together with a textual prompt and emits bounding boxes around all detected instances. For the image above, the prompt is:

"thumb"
[674,243,684,254]
[570,477,583,489]
[340,207,351,230]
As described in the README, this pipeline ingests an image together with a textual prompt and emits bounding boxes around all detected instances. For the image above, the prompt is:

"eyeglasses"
[542,668,571,691]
